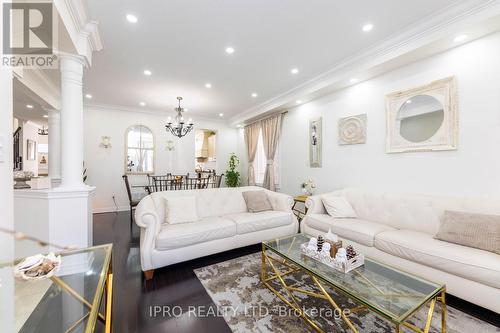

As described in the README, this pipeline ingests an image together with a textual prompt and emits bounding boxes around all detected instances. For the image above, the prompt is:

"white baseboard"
[93,206,130,214]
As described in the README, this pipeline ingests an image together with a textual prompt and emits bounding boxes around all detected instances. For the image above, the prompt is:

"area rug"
[194,253,499,333]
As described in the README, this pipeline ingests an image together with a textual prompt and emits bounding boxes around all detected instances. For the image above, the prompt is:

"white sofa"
[135,186,298,278]
[303,188,500,313]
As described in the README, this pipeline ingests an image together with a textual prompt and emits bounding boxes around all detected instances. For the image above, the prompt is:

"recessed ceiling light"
[236,124,243,128]
[26,104,33,109]
[291,68,299,74]
[85,94,92,99]
[454,34,468,43]
[406,99,412,104]
[139,102,146,106]
[350,78,359,84]
[143,69,152,76]
[126,14,138,23]
[251,93,258,98]
[225,47,235,54]
[296,100,302,104]
[362,23,374,32]
[219,113,224,117]
[43,115,48,118]
[205,83,212,88]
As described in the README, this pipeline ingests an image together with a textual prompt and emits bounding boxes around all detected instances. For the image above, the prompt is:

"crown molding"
[14,69,60,110]
[53,0,103,66]
[84,103,230,124]
[229,0,500,125]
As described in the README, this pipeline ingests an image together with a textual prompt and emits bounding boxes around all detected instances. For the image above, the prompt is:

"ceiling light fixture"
[454,34,468,43]
[139,102,146,106]
[350,78,359,84]
[143,69,152,76]
[219,113,224,117]
[85,94,92,99]
[126,14,138,23]
[296,100,302,104]
[165,97,194,138]
[362,23,374,32]
[251,93,258,98]
[205,83,212,88]
[26,104,33,109]
[291,68,299,74]
[38,126,48,136]
[225,47,235,54]
[43,115,48,118]
[236,124,242,128]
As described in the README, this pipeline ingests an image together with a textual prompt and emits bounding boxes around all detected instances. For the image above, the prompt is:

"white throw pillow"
[321,195,357,218]
[164,197,199,224]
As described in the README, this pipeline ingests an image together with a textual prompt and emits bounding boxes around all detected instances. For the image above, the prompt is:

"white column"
[59,54,86,188]
[47,109,61,184]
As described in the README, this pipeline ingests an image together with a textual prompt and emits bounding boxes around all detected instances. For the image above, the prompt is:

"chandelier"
[38,126,48,135]
[165,96,194,138]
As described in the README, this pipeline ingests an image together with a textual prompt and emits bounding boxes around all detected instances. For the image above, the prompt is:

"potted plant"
[225,153,241,187]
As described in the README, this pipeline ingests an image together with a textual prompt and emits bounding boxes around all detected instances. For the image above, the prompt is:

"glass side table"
[10,244,113,333]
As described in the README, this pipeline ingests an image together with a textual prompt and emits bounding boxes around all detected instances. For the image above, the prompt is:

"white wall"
[84,106,242,212]
[279,32,500,198]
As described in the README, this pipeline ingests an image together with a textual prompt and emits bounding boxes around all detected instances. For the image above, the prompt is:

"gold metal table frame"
[261,243,446,333]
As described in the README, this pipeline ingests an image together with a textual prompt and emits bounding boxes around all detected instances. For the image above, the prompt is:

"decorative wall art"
[338,114,367,145]
[386,76,458,153]
[309,117,322,168]
[27,139,36,161]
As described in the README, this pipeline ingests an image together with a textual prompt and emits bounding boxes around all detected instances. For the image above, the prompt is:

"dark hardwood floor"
[93,211,500,333]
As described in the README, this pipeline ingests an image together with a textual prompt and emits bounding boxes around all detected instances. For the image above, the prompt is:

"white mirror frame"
[386,76,458,153]
[309,117,322,167]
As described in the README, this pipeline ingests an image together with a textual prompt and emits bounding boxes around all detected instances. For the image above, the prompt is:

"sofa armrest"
[134,196,162,271]
[305,194,327,215]
[265,190,294,212]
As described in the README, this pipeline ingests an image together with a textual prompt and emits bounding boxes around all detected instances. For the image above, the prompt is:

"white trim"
[93,206,130,214]
[53,0,103,65]
[84,103,229,124]
[229,0,500,125]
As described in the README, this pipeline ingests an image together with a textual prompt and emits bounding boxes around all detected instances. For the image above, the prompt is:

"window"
[254,129,279,186]
[125,125,155,174]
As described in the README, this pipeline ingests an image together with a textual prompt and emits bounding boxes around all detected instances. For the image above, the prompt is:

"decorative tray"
[300,242,364,273]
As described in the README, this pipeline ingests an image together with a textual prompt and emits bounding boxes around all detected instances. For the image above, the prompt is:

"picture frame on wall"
[309,117,322,168]
[27,139,37,161]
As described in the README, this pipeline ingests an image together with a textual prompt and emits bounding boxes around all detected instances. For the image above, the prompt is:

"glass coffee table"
[262,234,446,333]
[10,244,113,333]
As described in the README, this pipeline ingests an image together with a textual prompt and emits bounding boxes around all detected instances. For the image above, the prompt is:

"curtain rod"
[244,110,288,127]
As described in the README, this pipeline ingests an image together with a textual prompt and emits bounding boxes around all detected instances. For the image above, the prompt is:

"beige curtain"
[244,122,261,186]
[261,114,283,191]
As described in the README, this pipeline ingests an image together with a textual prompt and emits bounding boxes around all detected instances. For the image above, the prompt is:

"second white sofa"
[135,186,298,278]
[303,188,500,313]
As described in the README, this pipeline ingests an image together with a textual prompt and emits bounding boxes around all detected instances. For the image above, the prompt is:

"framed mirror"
[386,76,458,153]
[309,117,322,167]
[125,125,155,174]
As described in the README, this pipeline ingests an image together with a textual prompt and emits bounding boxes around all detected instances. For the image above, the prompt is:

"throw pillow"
[242,190,273,213]
[434,210,500,254]
[322,195,357,218]
[164,196,198,224]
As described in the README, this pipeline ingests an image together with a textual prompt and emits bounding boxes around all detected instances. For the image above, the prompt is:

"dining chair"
[122,175,139,232]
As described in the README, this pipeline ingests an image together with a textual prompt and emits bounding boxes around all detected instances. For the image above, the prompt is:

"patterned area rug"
[194,253,500,333]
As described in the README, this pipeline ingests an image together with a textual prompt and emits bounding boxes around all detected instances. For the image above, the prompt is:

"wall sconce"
[166,140,175,151]
[100,136,112,148]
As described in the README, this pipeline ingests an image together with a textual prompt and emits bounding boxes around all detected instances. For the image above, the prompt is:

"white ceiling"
[13,79,50,125]
[84,0,463,120]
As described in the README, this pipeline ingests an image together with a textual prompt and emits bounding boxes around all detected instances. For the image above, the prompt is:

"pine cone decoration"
[346,245,357,259]
[317,235,324,252]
